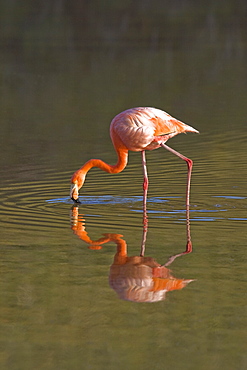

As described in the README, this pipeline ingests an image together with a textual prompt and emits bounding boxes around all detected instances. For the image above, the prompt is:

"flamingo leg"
[160,143,193,210]
[141,150,149,226]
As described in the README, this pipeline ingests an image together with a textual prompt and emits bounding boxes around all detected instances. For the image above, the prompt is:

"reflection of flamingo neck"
[113,238,128,264]
[71,207,126,250]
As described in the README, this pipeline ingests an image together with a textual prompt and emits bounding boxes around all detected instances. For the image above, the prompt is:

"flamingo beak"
[70,183,81,204]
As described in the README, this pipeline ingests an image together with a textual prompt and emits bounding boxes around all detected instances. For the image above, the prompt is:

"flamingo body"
[110,107,198,152]
[70,107,199,207]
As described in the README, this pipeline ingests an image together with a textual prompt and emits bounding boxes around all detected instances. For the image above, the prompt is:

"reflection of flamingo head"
[109,256,193,303]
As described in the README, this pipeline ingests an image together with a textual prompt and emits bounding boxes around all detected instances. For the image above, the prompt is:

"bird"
[70,107,199,212]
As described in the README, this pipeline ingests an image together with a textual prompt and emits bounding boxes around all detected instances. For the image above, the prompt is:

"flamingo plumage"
[70,107,199,211]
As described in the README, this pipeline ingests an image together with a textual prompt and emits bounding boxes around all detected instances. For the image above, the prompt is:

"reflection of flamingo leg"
[164,205,192,267]
[141,150,148,227]
[140,217,148,257]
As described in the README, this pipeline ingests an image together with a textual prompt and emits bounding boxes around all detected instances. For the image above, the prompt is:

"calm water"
[1,2,247,369]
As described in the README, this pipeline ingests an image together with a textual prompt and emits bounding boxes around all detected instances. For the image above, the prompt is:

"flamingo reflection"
[71,207,194,303]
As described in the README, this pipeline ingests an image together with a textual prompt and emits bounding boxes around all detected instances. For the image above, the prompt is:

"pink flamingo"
[70,107,199,211]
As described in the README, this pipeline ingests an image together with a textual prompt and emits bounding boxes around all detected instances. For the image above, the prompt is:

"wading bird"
[70,107,199,212]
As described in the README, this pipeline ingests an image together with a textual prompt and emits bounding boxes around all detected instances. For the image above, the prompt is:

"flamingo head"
[70,171,85,203]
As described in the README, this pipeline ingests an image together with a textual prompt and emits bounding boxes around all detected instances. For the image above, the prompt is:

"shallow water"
[1,2,247,370]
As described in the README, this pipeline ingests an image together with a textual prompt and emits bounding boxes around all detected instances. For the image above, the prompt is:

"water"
[1,1,247,369]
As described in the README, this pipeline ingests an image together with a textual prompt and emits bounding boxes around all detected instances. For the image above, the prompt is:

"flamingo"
[70,107,199,212]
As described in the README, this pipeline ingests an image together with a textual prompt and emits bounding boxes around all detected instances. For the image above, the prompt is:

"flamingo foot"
[72,198,81,204]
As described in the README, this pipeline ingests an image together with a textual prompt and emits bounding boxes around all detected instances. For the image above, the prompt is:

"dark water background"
[0,1,246,369]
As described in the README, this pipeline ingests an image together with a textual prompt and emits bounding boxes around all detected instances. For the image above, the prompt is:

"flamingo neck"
[72,148,128,187]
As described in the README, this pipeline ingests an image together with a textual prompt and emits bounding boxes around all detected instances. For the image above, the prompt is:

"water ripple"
[0,154,246,235]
